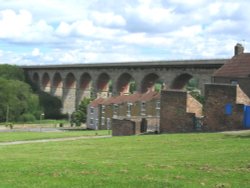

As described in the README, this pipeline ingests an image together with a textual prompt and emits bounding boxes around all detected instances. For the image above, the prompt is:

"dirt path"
[0,135,111,146]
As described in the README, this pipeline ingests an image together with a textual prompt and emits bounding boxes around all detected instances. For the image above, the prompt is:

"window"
[225,103,233,115]
[140,102,146,116]
[156,100,160,117]
[127,103,132,117]
[95,119,98,130]
[156,100,160,109]
[90,107,94,114]
[90,118,94,125]
[101,117,105,126]
[101,105,105,114]
[113,104,118,117]
[231,80,238,85]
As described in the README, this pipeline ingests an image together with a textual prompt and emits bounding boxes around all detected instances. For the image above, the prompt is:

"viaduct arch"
[22,59,227,114]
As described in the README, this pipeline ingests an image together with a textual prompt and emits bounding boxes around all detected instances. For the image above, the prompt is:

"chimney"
[234,43,244,56]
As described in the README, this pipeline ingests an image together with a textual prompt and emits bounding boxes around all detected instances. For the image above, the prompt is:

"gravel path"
[0,135,111,146]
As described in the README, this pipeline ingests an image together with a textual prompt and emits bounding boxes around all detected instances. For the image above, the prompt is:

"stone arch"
[65,73,76,89]
[77,73,92,103]
[97,73,112,98]
[53,72,63,88]
[171,73,193,89]
[117,73,136,95]
[80,73,92,90]
[41,72,51,92]
[141,73,161,93]
[52,72,63,97]
[32,72,39,83]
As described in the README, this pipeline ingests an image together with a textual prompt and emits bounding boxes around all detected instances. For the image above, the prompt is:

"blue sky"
[0,0,249,65]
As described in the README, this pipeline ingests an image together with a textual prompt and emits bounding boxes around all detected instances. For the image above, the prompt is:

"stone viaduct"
[22,59,228,114]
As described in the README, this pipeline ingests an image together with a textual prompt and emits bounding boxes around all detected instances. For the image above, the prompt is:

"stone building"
[213,43,250,97]
[86,91,160,131]
[87,98,105,130]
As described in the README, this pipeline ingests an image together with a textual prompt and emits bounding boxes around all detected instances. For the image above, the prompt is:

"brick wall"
[160,90,196,133]
[203,83,248,131]
[213,77,250,98]
[112,119,136,136]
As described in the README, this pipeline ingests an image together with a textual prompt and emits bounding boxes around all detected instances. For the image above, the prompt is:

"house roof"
[213,53,250,78]
[139,91,160,102]
[89,98,105,107]
[90,91,160,107]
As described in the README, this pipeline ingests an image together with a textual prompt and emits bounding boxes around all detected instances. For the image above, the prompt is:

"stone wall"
[160,90,199,133]
[203,83,249,131]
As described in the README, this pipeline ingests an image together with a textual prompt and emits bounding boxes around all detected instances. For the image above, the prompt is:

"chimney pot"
[234,43,244,56]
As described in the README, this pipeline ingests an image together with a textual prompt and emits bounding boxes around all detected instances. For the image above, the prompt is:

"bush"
[18,113,36,122]
[71,98,91,126]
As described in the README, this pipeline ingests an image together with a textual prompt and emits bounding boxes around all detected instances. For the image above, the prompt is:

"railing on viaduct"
[22,59,228,114]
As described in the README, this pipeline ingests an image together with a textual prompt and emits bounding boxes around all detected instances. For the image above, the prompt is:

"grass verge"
[0,132,249,187]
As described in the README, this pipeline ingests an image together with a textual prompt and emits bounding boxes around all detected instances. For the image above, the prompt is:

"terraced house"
[87,91,160,131]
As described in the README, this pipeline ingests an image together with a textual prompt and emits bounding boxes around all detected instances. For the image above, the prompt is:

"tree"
[38,91,64,119]
[71,98,91,126]
[186,78,205,104]
[0,64,24,81]
[0,78,42,122]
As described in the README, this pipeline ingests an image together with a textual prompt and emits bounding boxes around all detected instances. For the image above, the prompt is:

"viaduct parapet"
[22,59,228,114]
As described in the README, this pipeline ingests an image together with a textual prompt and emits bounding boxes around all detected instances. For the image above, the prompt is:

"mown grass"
[0,132,249,188]
[0,130,109,142]
[0,119,69,126]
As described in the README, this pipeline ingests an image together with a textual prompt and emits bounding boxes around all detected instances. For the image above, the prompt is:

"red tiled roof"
[139,91,160,101]
[91,91,160,106]
[89,98,105,107]
[214,53,250,78]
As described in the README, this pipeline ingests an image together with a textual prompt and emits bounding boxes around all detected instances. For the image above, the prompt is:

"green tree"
[39,92,64,119]
[71,98,91,126]
[0,64,24,81]
[186,78,205,104]
[0,78,42,122]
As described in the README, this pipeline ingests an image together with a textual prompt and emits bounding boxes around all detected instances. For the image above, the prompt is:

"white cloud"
[32,48,41,57]
[0,0,250,66]
[0,9,32,38]
[91,11,126,27]
[0,9,54,43]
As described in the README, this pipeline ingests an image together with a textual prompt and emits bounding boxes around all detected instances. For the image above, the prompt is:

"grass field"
[0,130,109,142]
[0,132,249,188]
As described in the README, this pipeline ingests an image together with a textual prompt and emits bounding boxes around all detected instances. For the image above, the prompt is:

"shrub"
[18,113,36,122]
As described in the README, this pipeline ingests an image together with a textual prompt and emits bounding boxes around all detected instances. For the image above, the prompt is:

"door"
[243,105,250,128]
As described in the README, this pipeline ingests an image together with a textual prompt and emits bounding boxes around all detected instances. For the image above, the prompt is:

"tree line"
[0,64,64,123]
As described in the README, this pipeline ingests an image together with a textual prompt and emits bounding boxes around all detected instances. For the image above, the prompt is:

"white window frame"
[101,105,105,114]
[90,118,94,125]
[101,117,105,126]
[90,107,94,114]
[140,101,146,116]
[127,103,132,117]
[113,104,118,117]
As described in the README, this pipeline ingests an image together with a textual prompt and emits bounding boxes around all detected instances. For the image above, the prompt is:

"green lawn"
[0,130,109,142]
[0,132,249,188]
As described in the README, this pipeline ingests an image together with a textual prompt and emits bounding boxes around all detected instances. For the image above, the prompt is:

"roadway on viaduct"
[22,59,228,114]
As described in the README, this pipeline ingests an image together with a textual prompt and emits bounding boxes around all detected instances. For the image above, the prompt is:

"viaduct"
[22,59,228,114]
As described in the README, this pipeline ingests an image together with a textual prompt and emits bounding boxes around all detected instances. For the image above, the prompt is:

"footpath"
[0,135,111,146]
